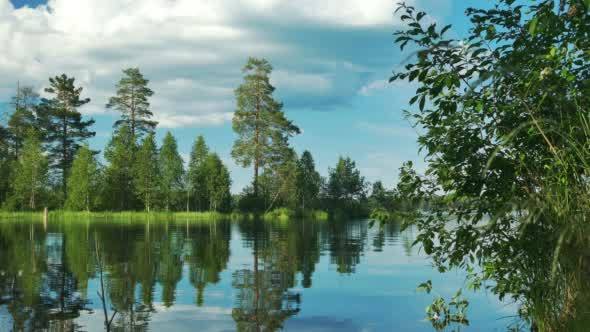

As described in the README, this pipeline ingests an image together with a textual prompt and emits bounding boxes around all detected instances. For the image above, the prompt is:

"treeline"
[0,58,372,216]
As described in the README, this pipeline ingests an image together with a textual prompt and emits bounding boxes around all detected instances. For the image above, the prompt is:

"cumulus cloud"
[0,0,415,127]
[271,70,333,95]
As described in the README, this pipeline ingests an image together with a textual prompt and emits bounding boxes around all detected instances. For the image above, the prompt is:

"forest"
[0,59,381,218]
[1,0,589,331]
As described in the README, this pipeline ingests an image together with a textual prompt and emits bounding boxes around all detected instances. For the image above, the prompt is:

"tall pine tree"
[296,150,321,211]
[133,133,160,212]
[187,135,209,211]
[106,68,156,141]
[38,74,94,199]
[204,153,232,212]
[8,84,39,157]
[65,145,100,211]
[231,57,300,197]
[103,126,137,210]
[159,132,184,211]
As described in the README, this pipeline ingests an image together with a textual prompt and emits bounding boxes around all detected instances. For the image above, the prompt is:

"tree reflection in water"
[0,218,370,331]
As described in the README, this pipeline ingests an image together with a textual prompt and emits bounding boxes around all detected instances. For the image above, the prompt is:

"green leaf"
[440,24,452,36]
[419,95,426,111]
[528,16,538,36]
[417,280,433,293]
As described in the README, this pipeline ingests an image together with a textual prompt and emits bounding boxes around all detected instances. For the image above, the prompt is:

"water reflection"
[0,218,512,331]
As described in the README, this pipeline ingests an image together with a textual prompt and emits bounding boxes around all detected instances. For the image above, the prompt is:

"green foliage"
[325,156,367,216]
[296,150,321,211]
[133,133,160,212]
[262,207,295,221]
[159,132,185,211]
[187,135,210,211]
[392,1,590,329]
[8,85,39,157]
[231,57,300,196]
[9,130,48,210]
[64,145,100,211]
[37,74,95,198]
[103,126,137,211]
[0,125,11,205]
[106,67,156,140]
[203,153,232,212]
[259,137,299,211]
[416,280,469,330]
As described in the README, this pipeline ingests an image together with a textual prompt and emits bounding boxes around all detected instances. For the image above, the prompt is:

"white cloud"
[241,0,398,27]
[271,70,333,95]
[156,112,234,128]
[358,79,389,96]
[0,0,408,127]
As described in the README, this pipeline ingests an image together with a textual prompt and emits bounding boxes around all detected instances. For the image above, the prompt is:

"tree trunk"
[186,190,190,212]
[131,87,136,139]
[253,88,261,197]
[30,171,36,210]
[62,115,68,200]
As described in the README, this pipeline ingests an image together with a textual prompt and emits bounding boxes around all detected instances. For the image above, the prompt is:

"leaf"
[419,95,426,111]
[585,0,590,9]
[395,36,409,43]
[440,24,452,36]
[528,16,538,36]
[417,12,426,21]
[417,280,433,293]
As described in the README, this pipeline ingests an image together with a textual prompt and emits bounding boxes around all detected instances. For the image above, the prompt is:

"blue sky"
[0,0,475,192]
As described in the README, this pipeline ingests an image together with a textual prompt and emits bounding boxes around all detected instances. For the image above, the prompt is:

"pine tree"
[159,132,184,211]
[65,145,100,211]
[11,129,48,210]
[231,57,300,197]
[133,133,160,212]
[327,157,366,213]
[0,125,11,205]
[103,126,136,210]
[37,74,95,199]
[260,133,298,210]
[106,68,156,141]
[204,153,232,212]
[296,150,321,211]
[8,84,39,157]
[187,135,209,211]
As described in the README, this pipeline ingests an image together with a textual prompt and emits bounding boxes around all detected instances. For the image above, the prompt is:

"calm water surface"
[0,219,517,331]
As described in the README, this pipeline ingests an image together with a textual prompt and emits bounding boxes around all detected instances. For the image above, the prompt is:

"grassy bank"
[0,209,329,222]
[262,208,329,222]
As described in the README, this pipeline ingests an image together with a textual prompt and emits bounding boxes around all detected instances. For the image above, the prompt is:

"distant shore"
[0,209,330,222]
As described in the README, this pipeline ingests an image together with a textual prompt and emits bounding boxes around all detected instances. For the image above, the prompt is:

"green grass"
[262,208,329,221]
[0,209,329,223]
[0,210,233,223]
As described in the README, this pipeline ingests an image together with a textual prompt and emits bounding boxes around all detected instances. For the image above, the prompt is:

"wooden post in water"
[43,207,48,231]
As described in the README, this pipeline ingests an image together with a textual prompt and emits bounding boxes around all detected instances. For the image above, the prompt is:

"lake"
[0,218,518,331]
